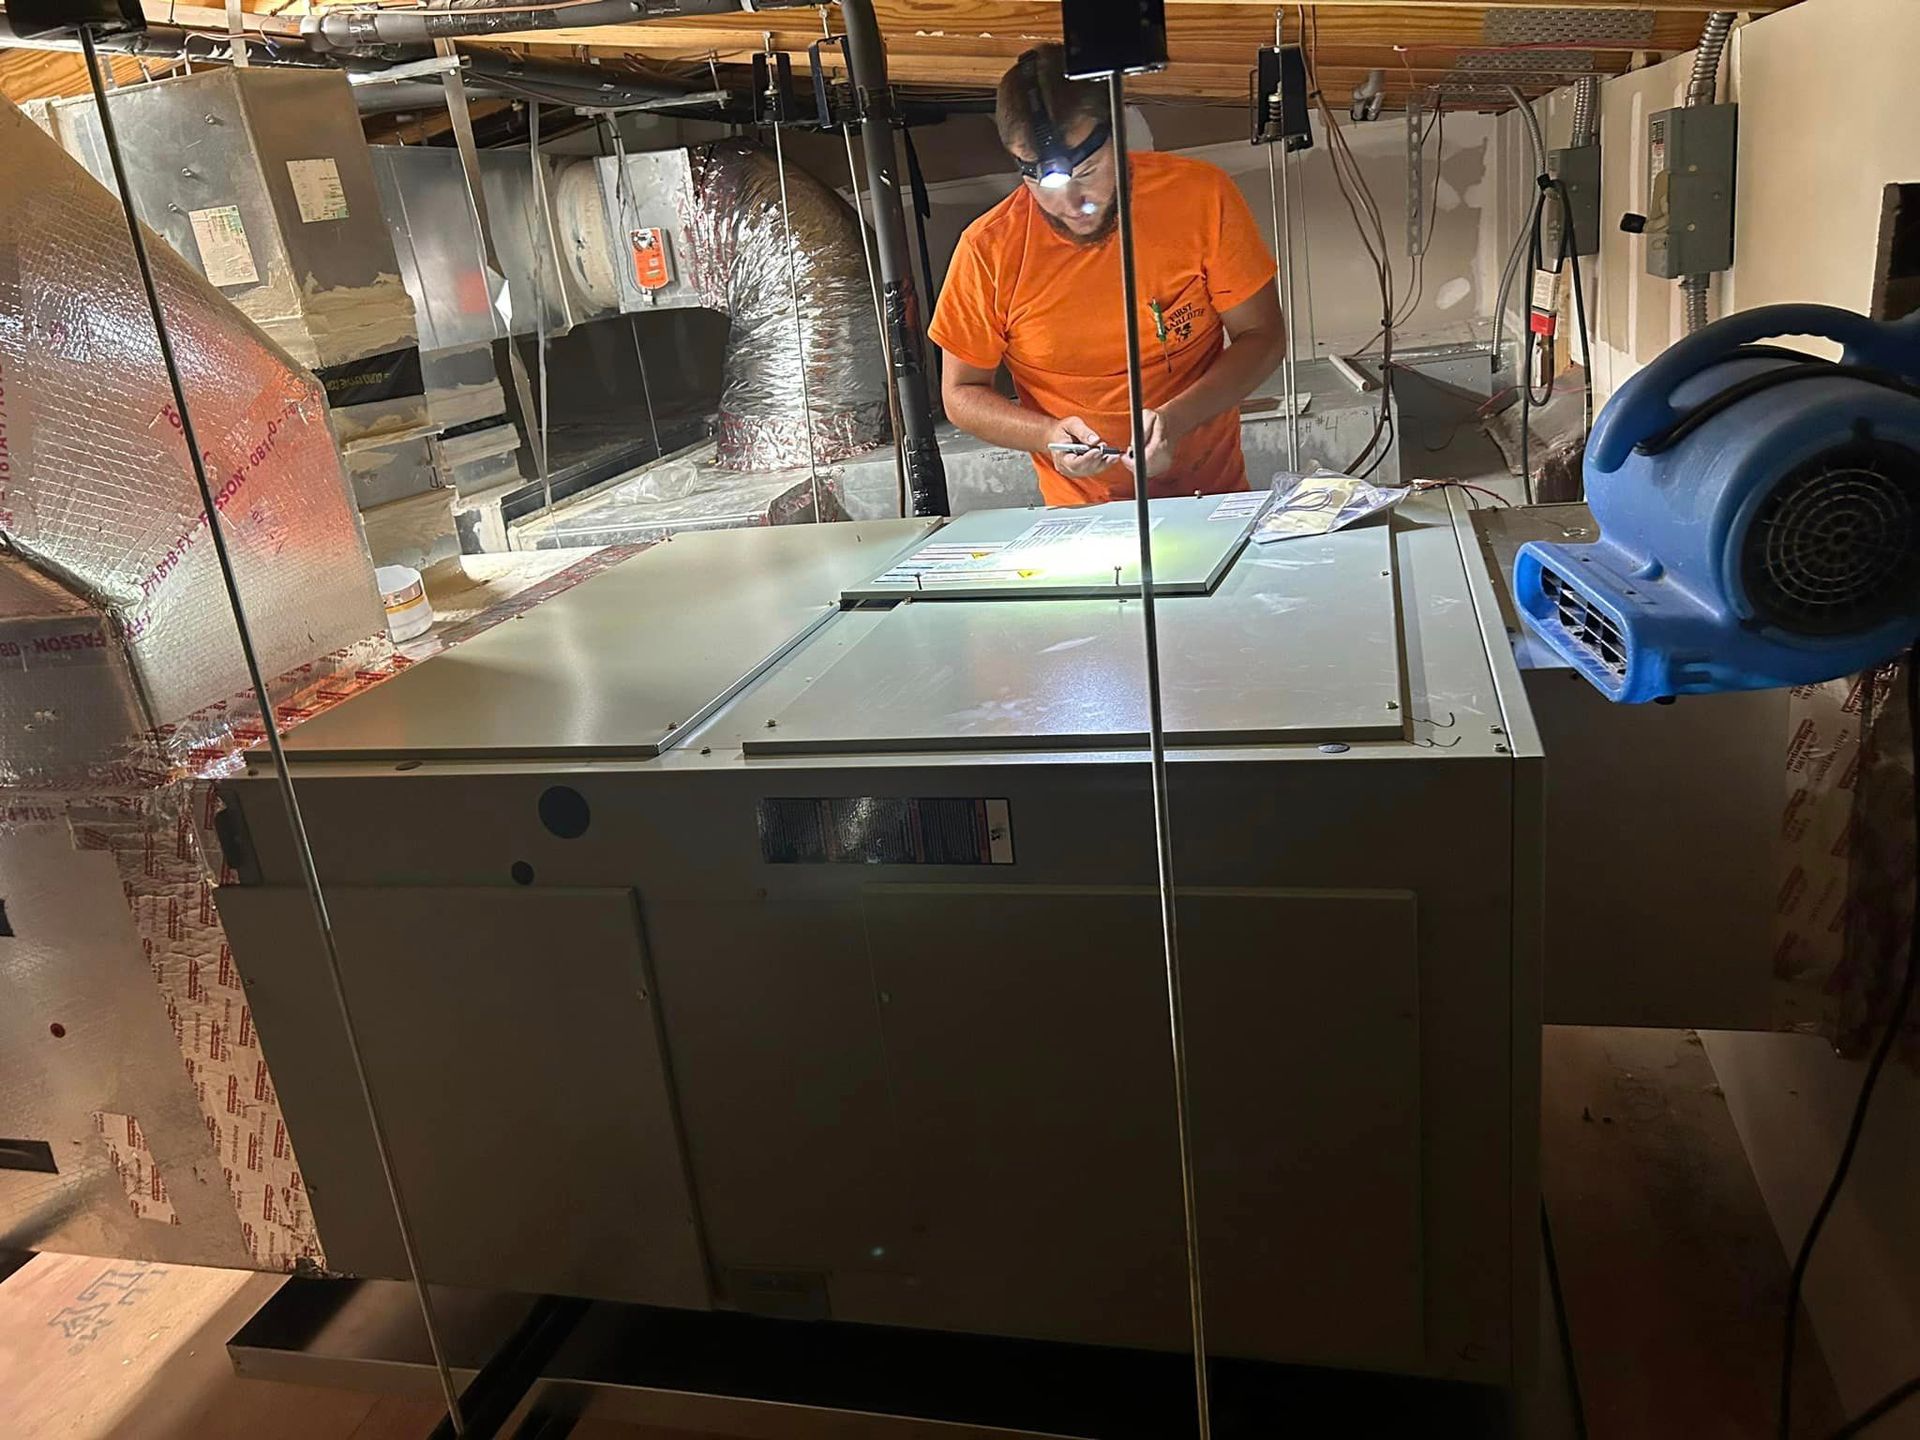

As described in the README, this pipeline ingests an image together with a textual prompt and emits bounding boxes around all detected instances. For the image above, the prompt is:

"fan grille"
[1540,570,1627,678]
[1742,442,1920,636]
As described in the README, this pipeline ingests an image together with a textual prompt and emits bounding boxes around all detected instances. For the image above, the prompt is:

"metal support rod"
[1294,5,1318,358]
[603,118,664,457]
[528,100,553,515]
[78,26,466,1435]
[769,105,824,520]
[1268,143,1300,471]
[437,41,548,500]
[840,0,949,516]
[1107,68,1213,1440]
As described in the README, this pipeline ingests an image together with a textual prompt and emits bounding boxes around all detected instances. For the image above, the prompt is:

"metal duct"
[681,141,889,473]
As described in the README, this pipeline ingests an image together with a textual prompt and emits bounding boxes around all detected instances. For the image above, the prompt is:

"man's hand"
[1045,416,1117,479]
[1123,408,1177,481]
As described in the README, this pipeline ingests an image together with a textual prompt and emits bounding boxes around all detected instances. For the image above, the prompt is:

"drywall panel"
[1722,0,1920,323]
[1192,111,1503,354]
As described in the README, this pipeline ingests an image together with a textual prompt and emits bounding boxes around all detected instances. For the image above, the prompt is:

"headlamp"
[1014,49,1110,189]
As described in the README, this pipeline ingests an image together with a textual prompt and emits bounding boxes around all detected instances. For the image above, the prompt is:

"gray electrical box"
[1645,104,1738,279]
[1544,143,1601,259]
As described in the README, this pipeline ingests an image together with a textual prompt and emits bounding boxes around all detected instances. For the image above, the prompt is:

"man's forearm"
[943,381,1057,453]
[1160,323,1288,440]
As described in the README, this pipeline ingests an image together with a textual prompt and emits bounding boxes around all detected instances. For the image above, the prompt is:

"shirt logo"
[1164,300,1201,343]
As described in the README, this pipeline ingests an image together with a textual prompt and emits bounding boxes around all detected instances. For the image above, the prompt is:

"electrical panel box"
[1543,143,1601,260]
[1645,104,1737,279]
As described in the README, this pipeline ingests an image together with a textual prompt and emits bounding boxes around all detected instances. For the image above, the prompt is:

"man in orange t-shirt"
[930,44,1286,508]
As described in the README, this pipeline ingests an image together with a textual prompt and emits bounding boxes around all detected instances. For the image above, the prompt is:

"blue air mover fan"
[1514,304,1920,702]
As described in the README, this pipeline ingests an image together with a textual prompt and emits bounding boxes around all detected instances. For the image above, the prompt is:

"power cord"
[1517,173,1597,502]
[1779,645,1920,1440]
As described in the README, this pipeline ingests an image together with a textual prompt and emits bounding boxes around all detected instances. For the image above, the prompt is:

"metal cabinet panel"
[858,884,1423,1366]
[215,884,709,1307]
[280,520,935,762]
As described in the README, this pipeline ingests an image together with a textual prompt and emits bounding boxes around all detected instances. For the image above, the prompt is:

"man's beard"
[1041,200,1117,247]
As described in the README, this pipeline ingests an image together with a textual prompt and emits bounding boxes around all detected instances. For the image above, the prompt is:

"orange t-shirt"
[930,151,1279,507]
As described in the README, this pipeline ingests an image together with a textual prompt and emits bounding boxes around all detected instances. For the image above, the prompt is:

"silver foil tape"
[682,141,890,473]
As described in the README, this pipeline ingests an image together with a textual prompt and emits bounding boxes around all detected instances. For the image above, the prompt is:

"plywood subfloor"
[0,1253,703,1440]
[0,1025,1847,1439]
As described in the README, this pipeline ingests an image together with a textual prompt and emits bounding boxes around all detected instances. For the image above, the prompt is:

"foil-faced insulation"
[0,94,389,790]
[685,142,891,472]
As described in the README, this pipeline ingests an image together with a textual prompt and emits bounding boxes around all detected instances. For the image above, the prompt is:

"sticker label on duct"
[188,206,259,288]
[758,797,1015,866]
[286,158,350,223]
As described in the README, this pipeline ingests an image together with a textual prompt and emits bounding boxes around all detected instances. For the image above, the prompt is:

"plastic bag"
[1252,469,1409,544]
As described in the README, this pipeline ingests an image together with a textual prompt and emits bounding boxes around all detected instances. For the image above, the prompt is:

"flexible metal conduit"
[1681,11,1736,334]
[1571,74,1599,149]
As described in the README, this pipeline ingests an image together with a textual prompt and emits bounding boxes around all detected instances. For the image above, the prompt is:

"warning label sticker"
[188,206,259,288]
[286,158,350,224]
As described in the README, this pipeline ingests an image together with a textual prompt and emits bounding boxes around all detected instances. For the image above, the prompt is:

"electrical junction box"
[1543,143,1601,260]
[1645,104,1738,279]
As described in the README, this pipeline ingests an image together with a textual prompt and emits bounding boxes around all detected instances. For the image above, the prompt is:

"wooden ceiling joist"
[2,0,1798,110]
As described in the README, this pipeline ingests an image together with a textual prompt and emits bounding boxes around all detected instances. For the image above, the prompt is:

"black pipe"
[301,0,743,52]
[306,1,644,53]
[824,0,949,514]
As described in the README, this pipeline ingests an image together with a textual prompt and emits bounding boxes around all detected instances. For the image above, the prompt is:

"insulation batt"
[681,142,891,473]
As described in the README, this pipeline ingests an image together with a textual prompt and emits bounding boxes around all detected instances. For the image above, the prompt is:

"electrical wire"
[1516,174,1596,498]
[1295,28,1396,477]
[1780,647,1920,1440]
[1829,1373,1920,1439]
[1541,1200,1592,1440]
[1547,175,1596,449]
[1413,479,1513,508]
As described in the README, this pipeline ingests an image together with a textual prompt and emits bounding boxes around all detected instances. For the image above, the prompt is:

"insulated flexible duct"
[1682,12,1735,334]
[679,141,889,472]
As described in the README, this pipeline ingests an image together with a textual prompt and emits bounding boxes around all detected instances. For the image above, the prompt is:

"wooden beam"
[1170,0,1782,9]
